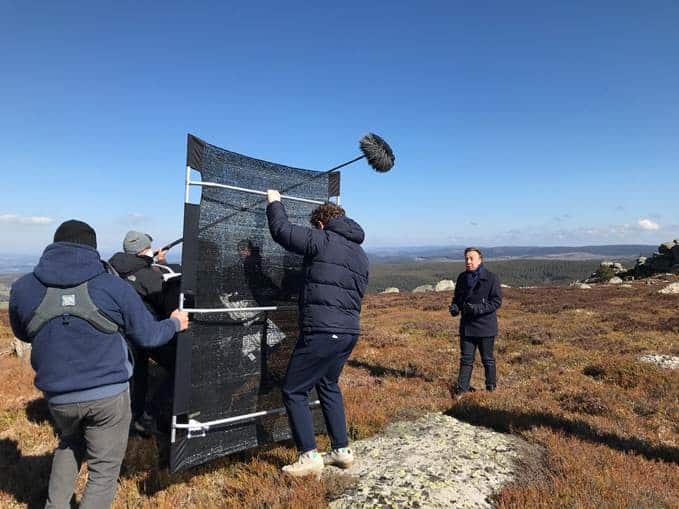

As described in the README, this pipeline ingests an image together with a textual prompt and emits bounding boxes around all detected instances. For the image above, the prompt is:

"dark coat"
[109,252,165,317]
[266,201,369,334]
[9,242,178,401]
[451,265,502,337]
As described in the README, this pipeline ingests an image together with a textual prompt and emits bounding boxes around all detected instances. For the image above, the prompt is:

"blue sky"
[1,1,678,255]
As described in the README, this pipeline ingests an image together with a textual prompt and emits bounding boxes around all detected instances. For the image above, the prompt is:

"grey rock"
[650,257,673,272]
[639,354,679,370]
[434,280,456,292]
[329,413,540,509]
[382,287,400,294]
[13,338,31,359]
[608,277,623,285]
[672,245,679,264]
[658,282,679,295]
[659,242,675,255]
[413,284,435,293]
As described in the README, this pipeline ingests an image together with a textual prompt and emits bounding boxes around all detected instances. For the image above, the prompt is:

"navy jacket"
[9,242,179,403]
[451,265,502,337]
[267,201,369,334]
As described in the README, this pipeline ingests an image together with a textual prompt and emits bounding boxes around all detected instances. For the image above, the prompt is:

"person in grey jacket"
[449,247,502,395]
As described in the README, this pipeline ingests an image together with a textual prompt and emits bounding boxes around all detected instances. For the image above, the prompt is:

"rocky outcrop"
[583,261,627,283]
[329,413,541,509]
[381,287,400,294]
[413,284,435,293]
[620,239,679,279]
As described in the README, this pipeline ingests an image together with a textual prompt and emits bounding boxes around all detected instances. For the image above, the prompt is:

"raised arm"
[266,192,325,257]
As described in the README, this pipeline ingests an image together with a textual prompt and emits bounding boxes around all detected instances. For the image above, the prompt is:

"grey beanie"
[123,230,153,254]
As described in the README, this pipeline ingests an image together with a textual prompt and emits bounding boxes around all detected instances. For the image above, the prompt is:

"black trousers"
[456,336,496,391]
[130,339,176,419]
[282,332,357,452]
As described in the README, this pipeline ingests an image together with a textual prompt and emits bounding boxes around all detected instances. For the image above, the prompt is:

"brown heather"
[1,282,677,508]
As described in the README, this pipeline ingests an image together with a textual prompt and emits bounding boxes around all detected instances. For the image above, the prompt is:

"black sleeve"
[452,273,465,308]
[266,201,325,257]
[141,271,167,317]
[477,273,502,315]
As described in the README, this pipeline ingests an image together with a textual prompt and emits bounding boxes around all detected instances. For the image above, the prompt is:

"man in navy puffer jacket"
[266,191,368,477]
[9,220,188,509]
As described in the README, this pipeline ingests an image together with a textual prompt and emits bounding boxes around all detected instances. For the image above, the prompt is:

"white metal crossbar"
[188,179,325,205]
[171,401,321,441]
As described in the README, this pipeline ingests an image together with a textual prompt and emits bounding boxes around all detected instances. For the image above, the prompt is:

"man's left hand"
[267,190,281,203]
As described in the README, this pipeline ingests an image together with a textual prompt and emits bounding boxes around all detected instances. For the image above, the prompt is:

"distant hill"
[0,273,23,303]
[0,254,38,274]
[367,258,613,292]
[367,244,655,263]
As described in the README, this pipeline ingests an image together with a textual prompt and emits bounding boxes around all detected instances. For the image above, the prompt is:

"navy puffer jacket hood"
[267,202,369,334]
[324,216,365,244]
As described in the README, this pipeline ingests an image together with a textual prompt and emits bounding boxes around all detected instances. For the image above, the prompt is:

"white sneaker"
[282,451,324,477]
[323,447,354,469]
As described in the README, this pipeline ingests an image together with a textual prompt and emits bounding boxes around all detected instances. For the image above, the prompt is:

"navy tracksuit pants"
[282,332,357,453]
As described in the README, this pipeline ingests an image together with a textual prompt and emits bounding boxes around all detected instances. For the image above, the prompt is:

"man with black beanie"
[9,219,189,508]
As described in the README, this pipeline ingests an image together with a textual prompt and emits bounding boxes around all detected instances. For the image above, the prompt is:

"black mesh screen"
[170,135,336,472]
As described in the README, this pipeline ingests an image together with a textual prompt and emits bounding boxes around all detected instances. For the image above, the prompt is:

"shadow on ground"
[448,403,679,464]
[0,438,54,509]
[348,359,435,382]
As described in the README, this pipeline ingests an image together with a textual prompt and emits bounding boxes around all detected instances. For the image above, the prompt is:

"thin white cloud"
[118,212,148,226]
[0,214,54,225]
[638,218,660,231]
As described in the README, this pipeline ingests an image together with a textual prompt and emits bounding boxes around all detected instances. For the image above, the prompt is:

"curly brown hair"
[310,202,345,227]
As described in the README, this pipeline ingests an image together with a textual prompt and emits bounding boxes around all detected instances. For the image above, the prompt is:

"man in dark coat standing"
[9,220,188,508]
[449,247,502,395]
[266,190,369,477]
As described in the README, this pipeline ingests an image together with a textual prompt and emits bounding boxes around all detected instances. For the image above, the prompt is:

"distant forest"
[0,258,636,300]
[367,259,632,293]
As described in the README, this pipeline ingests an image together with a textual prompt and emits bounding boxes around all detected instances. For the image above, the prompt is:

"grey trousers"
[45,389,131,509]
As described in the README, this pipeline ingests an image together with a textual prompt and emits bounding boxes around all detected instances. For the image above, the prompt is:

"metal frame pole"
[187,180,325,205]
[184,165,191,203]
[172,400,321,440]
[183,305,296,314]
